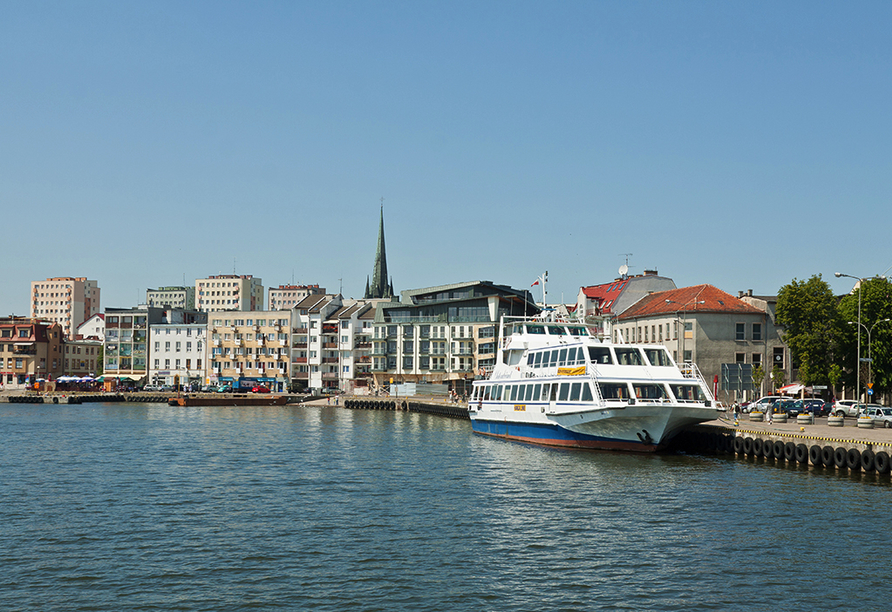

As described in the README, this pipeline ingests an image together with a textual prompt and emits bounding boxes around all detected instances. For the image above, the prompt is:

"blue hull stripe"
[471,419,657,452]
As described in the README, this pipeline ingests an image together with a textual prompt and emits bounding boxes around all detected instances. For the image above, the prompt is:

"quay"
[674,415,892,473]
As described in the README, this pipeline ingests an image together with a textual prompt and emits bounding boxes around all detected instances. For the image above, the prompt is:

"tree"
[752,364,766,396]
[771,365,786,390]
[836,276,892,401]
[776,275,842,387]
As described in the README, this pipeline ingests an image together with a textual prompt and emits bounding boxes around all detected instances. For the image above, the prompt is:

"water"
[1,402,890,611]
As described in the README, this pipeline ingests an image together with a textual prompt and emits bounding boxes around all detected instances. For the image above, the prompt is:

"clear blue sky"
[3,1,891,313]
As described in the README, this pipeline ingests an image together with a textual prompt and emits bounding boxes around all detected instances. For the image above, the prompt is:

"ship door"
[548,381,560,413]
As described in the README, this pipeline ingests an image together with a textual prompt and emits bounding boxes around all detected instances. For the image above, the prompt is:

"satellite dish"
[618,264,629,277]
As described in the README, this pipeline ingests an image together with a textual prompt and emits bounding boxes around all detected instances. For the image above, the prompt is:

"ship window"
[540,383,550,401]
[524,385,535,401]
[573,347,584,364]
[494,385,502,400]
[645,348,672,367]
[568,326,587,336]
[581,384,594,402]
[558,383,570,401]
[550,384,559,401]
[533,384,541,400]
[549,351,558,367]
[482,386,489,401]
[588,347,613,364]
[548,326,567,336]
[526,325,546,334]
[672,384,706,402]
[510,385,519,402]
[599,383,629,399]
[633,383,668,400]
[615,348,643,365]
[558,348,568,365]
[527,352,535,366]
[569,383,581,401]
[534,352,543,367]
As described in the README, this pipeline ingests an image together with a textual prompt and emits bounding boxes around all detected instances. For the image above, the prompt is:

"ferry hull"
[471,418,661,452]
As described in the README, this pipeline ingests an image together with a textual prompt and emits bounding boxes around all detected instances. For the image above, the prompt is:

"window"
[736,353,746,363]
[736,323,745,341]
[752,323,762,341]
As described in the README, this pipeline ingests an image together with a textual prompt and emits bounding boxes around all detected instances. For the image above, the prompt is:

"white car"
[747,396,782,413]
[833,399,860,417]
[861,406,892,427]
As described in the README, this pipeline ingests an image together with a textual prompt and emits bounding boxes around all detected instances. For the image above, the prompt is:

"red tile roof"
[580,279,629,315]
[617,284,763,320]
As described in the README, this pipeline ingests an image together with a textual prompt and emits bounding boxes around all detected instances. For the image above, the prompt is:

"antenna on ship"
[532,271,548,308]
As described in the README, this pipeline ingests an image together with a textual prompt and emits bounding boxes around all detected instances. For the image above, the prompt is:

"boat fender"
[874,451,890,474]
[733,437,744,454]
[846,448,861,470]
[795,444,808,464]
[821,446,835,466]
[752,438,763,456]
[784,442,796,461]
[743,437,754,455]
[861,449,876,472]
[809,445,823,466]
[833,447,848,469]
[773,441,785,459]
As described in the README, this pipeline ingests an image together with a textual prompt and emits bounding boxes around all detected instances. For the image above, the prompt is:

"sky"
[3,1,891,314]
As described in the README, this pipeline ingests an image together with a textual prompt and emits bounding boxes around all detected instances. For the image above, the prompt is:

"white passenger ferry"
[469,315,721,452]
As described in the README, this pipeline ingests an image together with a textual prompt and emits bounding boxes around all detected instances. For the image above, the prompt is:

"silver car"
[861,406,892,428]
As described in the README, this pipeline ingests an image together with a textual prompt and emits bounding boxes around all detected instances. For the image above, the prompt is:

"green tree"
[836,276,892,400]
[752,364,766,396]
[771,365,786,390]
[776,274,842,387]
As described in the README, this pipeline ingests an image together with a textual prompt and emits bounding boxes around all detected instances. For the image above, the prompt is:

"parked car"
[251,385,271,393]
[142,384,161,392]
[833,399,860,417]
[861,406,892,428]
[770,399,800,417]
[800,399,830,416]
[217,384,233,393]
[748,396,782,413]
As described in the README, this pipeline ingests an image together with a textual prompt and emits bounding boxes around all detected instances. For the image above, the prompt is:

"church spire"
[367,199,393,299]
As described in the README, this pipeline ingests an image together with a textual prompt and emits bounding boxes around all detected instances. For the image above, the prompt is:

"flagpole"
[531,271,548,307]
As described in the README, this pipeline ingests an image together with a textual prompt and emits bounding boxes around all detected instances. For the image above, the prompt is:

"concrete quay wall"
[675,416,892,473]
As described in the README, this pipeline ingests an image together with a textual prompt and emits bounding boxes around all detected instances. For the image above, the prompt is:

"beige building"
[268,284,325,310]
[208,311,291,391]
[30,277,100,339]
[0,317,64,390]
[196,275,264,312]
[63,339,102,377]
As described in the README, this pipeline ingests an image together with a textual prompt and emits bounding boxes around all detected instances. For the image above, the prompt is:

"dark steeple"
[364,202,394,299]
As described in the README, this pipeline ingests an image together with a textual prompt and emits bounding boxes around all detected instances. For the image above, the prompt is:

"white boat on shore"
[469,315,721,452]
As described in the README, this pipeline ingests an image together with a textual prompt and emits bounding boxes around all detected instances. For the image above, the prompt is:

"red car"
[251,386,271,393]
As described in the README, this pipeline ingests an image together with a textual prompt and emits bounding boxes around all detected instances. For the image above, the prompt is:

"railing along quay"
[343,397,469,420]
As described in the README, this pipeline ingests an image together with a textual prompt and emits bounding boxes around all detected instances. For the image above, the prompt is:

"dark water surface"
[1,402,890,611]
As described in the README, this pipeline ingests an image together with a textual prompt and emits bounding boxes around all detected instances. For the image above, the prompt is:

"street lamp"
[836,272,864,402]
[847,317,890,402]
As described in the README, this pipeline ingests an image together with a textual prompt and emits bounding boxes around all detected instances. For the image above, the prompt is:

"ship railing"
[679,361,717,404]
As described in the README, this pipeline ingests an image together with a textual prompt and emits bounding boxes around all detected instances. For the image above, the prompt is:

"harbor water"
[1,402,890,611]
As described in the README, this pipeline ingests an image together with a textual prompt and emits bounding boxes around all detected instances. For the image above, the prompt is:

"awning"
[778,383,804,395]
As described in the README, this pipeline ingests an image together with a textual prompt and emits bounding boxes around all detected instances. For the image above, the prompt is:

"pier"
[673,415,892,473]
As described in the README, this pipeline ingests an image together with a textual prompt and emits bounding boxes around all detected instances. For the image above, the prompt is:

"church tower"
[364,202,395,299]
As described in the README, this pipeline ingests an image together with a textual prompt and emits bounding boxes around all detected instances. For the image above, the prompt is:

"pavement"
[705,413,892,447]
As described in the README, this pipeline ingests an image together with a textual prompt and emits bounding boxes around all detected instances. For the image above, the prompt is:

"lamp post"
[848,318,890,402]
[836,272,864,402]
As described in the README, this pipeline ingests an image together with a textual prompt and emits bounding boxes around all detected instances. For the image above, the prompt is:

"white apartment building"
[147,286,195,310]
[76,313,105,341]
[30,277,101,339]
[208,311,291,391]
[291,295,343,393]
[268,284,325,310]
[196,275,264,312]
[148,323,208,389]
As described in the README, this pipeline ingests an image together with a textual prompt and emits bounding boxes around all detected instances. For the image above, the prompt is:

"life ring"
[874,451,890,474]
[795,444,808,464]
[809,445,823,466]
[846,448,861,470]
[860,449,876,472]
[821,446,835,466]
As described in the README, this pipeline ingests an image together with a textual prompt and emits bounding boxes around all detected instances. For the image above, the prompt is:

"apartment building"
[268,284,325,310]
[148,323,208,389]
[0,317,64,389]
[208,311,291,391]
[103,307,166,384]
[76,313,105,341]
[369,281,537,397]
[62,339,102,377]
[196,275,264,312]
[30,277,101,339]
[290,294,344,393]
[146,286,195,310]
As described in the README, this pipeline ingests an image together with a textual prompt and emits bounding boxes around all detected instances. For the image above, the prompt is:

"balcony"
[322,342,337,349]
[322,372,338,380]
[293,327,308,334]
[354,341,372,349]
[293,357,308,364]
[292,342,307,349]
[292,372,309,380]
